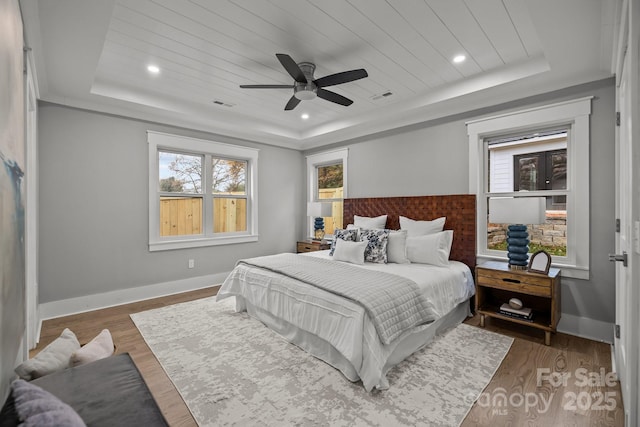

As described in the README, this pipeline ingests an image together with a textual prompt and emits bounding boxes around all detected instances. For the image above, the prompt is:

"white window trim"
[306,148,348,237]
[467,97,592,280]
[148,131,259,251]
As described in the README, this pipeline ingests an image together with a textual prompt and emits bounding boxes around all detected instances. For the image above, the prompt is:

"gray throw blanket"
[237,253,438,345]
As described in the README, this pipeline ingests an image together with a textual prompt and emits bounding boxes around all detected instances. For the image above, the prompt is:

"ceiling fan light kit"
[240,54,368,111]
[293,64,318,100]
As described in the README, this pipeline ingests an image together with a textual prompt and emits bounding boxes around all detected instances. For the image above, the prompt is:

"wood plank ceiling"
[23,0,615,149]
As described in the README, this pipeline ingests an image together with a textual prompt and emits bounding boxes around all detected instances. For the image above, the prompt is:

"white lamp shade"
[489,197,546,224]
[307,202,333,217]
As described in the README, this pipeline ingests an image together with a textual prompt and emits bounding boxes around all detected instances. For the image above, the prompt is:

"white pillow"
[332,239,367,265]
[406,230,453,266]
[70,329,114,367]
[14,328,80,380]
[399,216,446,237]
[387,230,410,264]
[354,214,388,229]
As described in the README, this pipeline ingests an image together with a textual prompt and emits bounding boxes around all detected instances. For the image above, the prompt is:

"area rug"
[131,297,513,426]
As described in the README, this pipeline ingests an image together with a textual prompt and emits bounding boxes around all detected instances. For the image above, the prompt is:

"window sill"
[476,255,589,280]
[149,234,259,252]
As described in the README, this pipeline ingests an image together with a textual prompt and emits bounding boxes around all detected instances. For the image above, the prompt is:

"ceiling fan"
[240,53,368,111]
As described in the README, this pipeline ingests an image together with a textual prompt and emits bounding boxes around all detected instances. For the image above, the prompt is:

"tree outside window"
[317,163,343,235]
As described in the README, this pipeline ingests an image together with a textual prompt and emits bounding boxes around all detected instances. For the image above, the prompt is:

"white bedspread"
[237,253,438,344]
[216,250,475,390]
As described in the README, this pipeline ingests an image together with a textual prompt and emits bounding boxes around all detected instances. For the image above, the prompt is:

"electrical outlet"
[188,259,195,269]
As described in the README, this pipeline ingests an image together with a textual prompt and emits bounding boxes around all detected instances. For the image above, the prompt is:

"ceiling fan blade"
[317,88,353,106]
[239,84,294,89]
[284,95,301,111]
[276,53,307,83]
[314,69,368,87]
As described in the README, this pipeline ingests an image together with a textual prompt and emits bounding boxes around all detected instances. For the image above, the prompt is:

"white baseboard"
[39,272,229,321]
[558,313,614,343]
[610,344,617,374]
[35,306,42,346]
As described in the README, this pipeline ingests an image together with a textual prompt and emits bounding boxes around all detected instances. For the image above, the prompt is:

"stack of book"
[499,303,534,322]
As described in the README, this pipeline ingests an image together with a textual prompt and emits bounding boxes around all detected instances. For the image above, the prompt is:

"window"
[467,97,592,279]
[148,131,258,251]
[487,130,568,256]
[307,149,348,237]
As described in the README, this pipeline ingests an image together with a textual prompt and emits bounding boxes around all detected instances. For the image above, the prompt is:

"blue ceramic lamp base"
[506,224,530,270]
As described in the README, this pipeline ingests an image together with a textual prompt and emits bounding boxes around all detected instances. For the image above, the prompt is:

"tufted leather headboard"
[343,194,477,269]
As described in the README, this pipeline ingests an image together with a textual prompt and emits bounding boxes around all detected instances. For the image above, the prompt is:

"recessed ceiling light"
[301,113,309,120]
[147,65,160,74]
[453,55,466,64]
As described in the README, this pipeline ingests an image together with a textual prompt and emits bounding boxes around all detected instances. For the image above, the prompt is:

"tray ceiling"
[21,0,617,149]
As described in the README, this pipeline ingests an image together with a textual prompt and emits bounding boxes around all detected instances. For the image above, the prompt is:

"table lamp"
[489,197,546,269]
[307,202,333,240]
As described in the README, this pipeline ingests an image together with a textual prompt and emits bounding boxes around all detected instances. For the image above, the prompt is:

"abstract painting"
[0,0,25,401]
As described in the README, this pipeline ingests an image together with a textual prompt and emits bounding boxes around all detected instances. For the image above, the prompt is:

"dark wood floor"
[35,288,624,427]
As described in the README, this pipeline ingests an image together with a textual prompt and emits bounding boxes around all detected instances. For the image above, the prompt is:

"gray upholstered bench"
[1,353,168,426]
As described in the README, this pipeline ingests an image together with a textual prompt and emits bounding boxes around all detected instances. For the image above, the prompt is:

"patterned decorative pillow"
[359,229,390,263]
[329,228,359,255]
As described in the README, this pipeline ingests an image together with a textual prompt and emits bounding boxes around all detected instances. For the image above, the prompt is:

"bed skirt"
[237,296,471,390]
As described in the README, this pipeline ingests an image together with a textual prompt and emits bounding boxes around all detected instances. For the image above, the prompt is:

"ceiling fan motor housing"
[294,62,317,100]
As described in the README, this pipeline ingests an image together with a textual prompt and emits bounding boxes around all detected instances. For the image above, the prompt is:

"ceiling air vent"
[370,91,393,101]
[212,100,235,107]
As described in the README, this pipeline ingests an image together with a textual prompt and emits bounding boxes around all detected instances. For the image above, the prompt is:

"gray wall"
[308,78,616,325]
[1,0,25,402]
[39,77,616,327]
[38,104,305,303]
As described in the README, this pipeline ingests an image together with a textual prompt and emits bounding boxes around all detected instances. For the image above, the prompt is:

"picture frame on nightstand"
[528,250,552,274]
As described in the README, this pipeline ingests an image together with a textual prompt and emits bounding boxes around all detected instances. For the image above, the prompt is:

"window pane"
[159,151,202,194]
[317,164,343,234]
[319,201,343,235]
[487,132,567,193]
[160,196,203,236]
[213,198,247,232]
[212,159,246,195]
[317,164,343,198]
[486,196,567,256]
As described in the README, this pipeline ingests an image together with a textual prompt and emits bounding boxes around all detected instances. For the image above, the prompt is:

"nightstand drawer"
[476,273,551,297]
[297,241,331,253]
[478,267,551,287]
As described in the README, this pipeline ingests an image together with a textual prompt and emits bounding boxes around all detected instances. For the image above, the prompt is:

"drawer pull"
[304,246,311,250]
[502,278,521,284]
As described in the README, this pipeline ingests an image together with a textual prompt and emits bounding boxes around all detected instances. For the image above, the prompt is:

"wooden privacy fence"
[214,198,246,233]
[318,187,343,235]
[160,197,246,236]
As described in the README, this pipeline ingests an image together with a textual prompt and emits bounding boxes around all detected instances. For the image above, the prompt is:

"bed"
[217,194,477,391]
